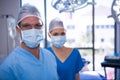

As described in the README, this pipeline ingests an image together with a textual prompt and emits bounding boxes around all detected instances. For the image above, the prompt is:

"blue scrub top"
[47,47,84,80]
[0,46,59,80]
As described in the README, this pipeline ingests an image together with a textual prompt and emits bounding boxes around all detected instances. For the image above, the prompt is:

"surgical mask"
[21,29,43,48]
[51,35,66,48]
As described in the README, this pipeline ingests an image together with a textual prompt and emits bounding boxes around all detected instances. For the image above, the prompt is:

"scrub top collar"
[17,46,44,65]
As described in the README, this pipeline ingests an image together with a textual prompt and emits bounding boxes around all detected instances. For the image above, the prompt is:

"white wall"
[0,0,20,61]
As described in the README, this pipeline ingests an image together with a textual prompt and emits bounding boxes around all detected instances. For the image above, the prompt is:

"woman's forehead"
[50,28,65,33]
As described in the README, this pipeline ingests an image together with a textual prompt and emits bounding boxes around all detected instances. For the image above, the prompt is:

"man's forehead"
[20,16,42,24]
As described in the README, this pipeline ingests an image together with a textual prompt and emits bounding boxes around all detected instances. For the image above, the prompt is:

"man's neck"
[20,42,40,59]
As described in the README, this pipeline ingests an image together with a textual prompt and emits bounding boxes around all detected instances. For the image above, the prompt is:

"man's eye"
[22,24,31,28]
[61,32,65,35]
[35,24,42,28]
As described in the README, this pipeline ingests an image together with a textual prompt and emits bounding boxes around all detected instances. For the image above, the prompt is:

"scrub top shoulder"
[0,46,59,80]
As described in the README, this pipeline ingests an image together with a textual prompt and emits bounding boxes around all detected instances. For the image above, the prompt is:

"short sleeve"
[75,48,84,73]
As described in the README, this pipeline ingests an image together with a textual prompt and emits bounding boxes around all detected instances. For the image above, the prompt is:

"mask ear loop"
[17,25,24,31]
[16,25,23,43]
[17,25,21,29]
[48,32,51,38]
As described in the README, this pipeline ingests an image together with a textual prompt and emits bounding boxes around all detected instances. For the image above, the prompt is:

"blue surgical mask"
[51,36,66,48]
[21,29,43,48]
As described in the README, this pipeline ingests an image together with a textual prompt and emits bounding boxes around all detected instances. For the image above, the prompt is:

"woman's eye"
[52,32,65,36]
[53,33,59,36]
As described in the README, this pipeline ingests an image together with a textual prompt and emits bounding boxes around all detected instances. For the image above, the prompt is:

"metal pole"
[44,0,48,48]
[92,0,95,71]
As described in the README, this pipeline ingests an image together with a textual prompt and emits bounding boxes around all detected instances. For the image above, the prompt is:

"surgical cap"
[16,4,42,25]
[49,17,64,32]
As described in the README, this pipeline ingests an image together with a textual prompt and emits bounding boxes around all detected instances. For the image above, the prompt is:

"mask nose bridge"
[31,28,36,35]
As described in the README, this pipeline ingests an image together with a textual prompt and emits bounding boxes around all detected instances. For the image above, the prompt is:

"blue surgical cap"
[16,4,42,26]
[49,17,64,32]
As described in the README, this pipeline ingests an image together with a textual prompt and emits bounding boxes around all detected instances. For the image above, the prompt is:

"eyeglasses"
[19,23,43,30]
